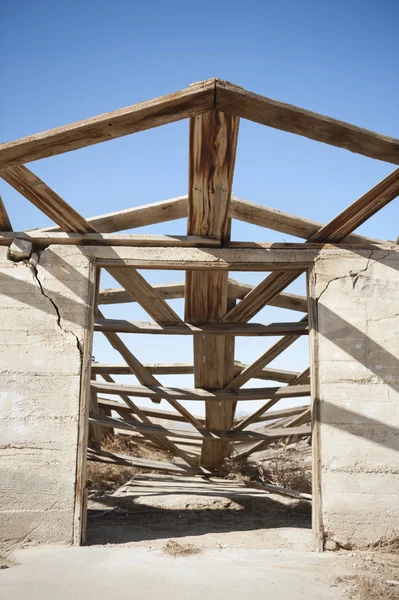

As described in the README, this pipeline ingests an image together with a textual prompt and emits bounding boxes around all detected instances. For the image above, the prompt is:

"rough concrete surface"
[313,248,399,548]
[0,246,92,544]
[0,545,354,600]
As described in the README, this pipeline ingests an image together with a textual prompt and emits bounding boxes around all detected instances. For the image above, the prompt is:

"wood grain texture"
[87,448,208,475]
[185,110,239,468]
[0,195,12,231]
[0,79,216,168]
[98,282,185,305]
[41,196,188,233]
[94,317,309,336]
[215,81,399,164]
[97,397,205,425]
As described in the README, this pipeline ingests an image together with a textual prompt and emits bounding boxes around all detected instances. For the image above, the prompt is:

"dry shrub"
[163,540,201,557]
[87,435,171,493]
[352,574,398,600]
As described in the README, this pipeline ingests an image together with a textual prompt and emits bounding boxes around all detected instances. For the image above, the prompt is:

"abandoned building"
[0,78,398,552]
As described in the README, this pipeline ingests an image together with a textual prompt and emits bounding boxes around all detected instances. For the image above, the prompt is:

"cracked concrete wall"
[0,245,92,544]
[312,247,399,549]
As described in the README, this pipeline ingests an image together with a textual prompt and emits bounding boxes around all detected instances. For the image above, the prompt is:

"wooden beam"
[97,397,205,425]
[244,480,311,502]
[0,79,216,168]
[230,198,384,244]
[0,195,12,231]
[87,448,209,475]
[220,168,399,324]
[90,380,310,402]
[215,81,399,164]
[92,361,301,383]
[98,279,308,313]
[90,413,311,442]
[106,268,181,323]
[0,231,219,247]
[185,109,239,469]
[247,404,310,424]
[40,196,188,233]
[94,318,309,336]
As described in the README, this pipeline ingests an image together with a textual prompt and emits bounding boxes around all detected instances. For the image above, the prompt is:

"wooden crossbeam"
[97,397,205,425]
[40,196,188,233]
[220,168,399,324]
[230,198,384,244]
[97,280,308,313]
[90,413,311,442]
[0,79,215,168]
[215,81,399,164]
[87,448,209,475]
[0,231,219,247]
[92,361,301,383]
[94,318,309,336]
[233,368,311,432]
[90,380,310,402]
[247,404,310,424]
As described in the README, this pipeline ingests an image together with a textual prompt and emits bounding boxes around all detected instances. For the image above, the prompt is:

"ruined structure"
[0,79,398,550]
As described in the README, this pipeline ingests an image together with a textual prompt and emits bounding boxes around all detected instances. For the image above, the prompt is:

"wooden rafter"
[0,79,216,168]
[0,195,12,231]
[184,108,240,468]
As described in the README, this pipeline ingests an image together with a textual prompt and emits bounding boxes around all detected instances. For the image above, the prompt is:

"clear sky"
[1,0,398,418]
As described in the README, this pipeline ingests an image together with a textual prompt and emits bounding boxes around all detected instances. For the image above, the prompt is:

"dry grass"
[163,540,201,557]
[87,435,171,492]
[348,541,399,600]
[219,441,312,494]
[352,574,399,600]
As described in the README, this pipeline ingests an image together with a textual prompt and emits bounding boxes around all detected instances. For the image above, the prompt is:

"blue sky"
[1,0,398,417]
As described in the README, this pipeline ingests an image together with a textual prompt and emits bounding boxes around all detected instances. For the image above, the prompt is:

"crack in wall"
[26,251,83,361]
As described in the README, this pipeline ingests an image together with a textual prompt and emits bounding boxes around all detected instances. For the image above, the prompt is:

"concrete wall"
[312,247,399,549]
[0,246,92,544]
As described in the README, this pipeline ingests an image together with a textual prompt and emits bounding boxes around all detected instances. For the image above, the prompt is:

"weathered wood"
[97,397,205,425]
[245,480,312,502]
[94,318,309,336]
[87,448,209,475]
[0,231,219,247]
[249,404,310,424]
[106,268,181,323]
[90,413,311,442]
[41,196,188,233]
[0,195,12,231]
[215,81,399,164]
[0,79,216,168]
[226,317,309,390]
[229,279,308,312]
[221,168,399,324]
[99,283,185,305]
[230,198,383,244]
[90,380,310,402]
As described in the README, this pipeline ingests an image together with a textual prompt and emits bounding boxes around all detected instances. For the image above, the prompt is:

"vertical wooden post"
[185,109,239,469]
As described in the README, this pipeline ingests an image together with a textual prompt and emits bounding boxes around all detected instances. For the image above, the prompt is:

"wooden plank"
[94,318,309,336]
[90,413,311,441]
[221,168,399,324]
[0,195,12,231]
[41,196,188,233]
[99,283,185,305]
[106,268,181,323]
[245,481,311,502]
[229,279,308,312]
[226,316,308,390]
[90,380,310,402]
[87,448,209,475]
[0,79,216,168]
[97,397,205,425]
[230,198,383,244]
[215,81,399,164]
[0,231,219,247]
[249,404,310,424]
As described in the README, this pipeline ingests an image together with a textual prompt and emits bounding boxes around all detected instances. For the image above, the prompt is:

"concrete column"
[311,247,399,549]
[0,246,93,544]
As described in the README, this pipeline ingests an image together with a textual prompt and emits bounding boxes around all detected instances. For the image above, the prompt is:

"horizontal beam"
[245,481,311,502]
[94,318,309,336]
[97,397,205,424]
[216,81,399,164]
[90,380,310,402]
[82,244,396,270]
[41,196,188,233]
[244,404,310,424]
[87,447,208,475]
[92,361,301,383]
[0,79,215,168]
[98,279,308,313]
[0,231,220,248]
[90,413,311,441]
